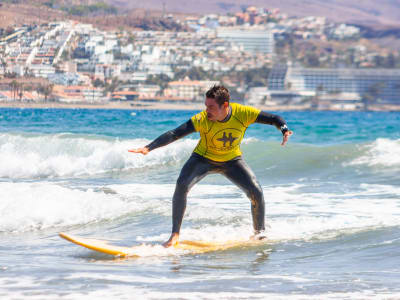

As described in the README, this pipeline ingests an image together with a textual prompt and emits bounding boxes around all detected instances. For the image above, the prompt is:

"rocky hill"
[108,0,400,26]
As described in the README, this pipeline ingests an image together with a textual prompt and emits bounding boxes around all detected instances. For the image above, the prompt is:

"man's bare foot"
[162,233,179,248]
[250,232,267,241]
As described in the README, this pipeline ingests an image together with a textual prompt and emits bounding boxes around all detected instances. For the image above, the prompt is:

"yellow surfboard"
[59,232,264,257]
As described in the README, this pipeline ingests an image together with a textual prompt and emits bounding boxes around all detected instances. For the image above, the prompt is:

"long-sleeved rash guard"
[146,105,288,156]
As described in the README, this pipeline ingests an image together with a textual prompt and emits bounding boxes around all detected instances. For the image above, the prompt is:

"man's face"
[205,97,227,121]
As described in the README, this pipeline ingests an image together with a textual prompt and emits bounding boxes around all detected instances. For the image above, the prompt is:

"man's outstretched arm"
[255,111,293,146]
[128,120,195,154]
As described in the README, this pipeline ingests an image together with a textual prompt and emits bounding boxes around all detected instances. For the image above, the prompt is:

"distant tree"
[5,71,17,78]
[312,84,324,110]
[43,84,54,102]
[1,59,7,75]
[346,48,356,67]
[172,66,211,81]
[305,52,320,67]
[10,80,18,101]
[105,77,120,94]
[36,84,54,102]
[233,66,271,88]
[23,66,31,77]
[188,67,208,81]
[146,73,171,90]
[36,84,44,100]
[362,82,386,110]
[93,78,104,88]
[18,83,24,101]
[373,55,385,68]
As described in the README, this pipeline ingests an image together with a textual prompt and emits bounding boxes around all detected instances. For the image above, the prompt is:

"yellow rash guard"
[191,102,260,162]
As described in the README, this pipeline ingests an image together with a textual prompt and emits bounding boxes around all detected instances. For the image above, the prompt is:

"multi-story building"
[268,64,288,90]
[94,64,121,80]
[53,85,104,103]
[164,79,219,101]
[30,64,56,78]
[287,67,400,103]
[216,27,274,54]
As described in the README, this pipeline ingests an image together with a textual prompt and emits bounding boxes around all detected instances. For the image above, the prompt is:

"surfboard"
[59,232,263,257]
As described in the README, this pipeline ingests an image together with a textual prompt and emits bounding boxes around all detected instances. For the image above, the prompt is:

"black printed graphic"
[217,132,238,147]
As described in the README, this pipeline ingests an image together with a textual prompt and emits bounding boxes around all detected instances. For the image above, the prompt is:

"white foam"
[347,138,400,168]
[2,179,399,242]
[0,182,161,233]
[115,182,400,243]
[0,133,197,179]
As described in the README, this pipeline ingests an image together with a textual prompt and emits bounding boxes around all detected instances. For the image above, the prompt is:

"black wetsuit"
[145,110,288,235]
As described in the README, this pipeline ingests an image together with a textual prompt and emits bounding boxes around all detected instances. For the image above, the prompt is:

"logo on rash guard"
[211,129,242,150]
[217,132,238,147]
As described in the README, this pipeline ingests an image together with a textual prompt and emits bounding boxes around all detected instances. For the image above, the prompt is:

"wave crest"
[0,133,196,179]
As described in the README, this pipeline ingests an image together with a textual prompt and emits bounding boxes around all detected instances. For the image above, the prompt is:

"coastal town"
[1,3,400,111]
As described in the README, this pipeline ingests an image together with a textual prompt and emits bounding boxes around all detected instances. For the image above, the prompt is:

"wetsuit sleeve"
[255,111,289,135]
[145,120,195,151]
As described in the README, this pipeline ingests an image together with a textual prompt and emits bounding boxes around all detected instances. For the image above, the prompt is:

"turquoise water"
[0,108,400,299]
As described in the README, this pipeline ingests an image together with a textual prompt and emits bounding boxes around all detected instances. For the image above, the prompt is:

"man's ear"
[224,102,229,108]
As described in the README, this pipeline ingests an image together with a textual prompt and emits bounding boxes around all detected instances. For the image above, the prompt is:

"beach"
[1,101,400,111]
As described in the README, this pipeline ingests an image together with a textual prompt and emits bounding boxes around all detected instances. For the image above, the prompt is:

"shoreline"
[0,101,400,111]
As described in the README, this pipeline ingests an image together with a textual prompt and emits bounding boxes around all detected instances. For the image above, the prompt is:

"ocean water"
[0,108,399,299]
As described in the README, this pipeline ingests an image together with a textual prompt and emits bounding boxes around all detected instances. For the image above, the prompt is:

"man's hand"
[162,233,179,248]
[128,147,150,155]
[281,130,293,146]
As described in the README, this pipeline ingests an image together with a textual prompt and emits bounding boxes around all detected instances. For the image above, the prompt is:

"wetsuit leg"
[172,154,212,234]
[222,158,265,234]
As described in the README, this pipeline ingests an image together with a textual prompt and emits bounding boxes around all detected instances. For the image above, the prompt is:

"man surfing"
[129,85,293,248]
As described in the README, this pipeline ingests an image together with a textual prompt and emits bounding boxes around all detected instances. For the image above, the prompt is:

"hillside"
[108,0,400,26]
[0,1,188,31]
[0,2,66,28]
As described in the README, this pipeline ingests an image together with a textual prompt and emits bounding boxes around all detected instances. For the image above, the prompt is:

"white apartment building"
[287,67,400,103]
[30,64,56,78]
[216,27,274,54]
[94,64,121,79]
[330,24,360,39]
[137,84,161,98]
[165,79,219,100]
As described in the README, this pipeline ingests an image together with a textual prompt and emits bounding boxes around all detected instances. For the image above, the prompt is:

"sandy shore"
[0,101,204,111]
[0,101,399,111]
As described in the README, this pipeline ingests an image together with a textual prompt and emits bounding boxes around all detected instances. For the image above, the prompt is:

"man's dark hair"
[206,85,230,106]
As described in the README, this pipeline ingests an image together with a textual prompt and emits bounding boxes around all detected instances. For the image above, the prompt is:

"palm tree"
[18,84,24,101]
[36,84,45,101]
[10,80,18,101]
[105,77,119,94]
[43,84,54,102]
